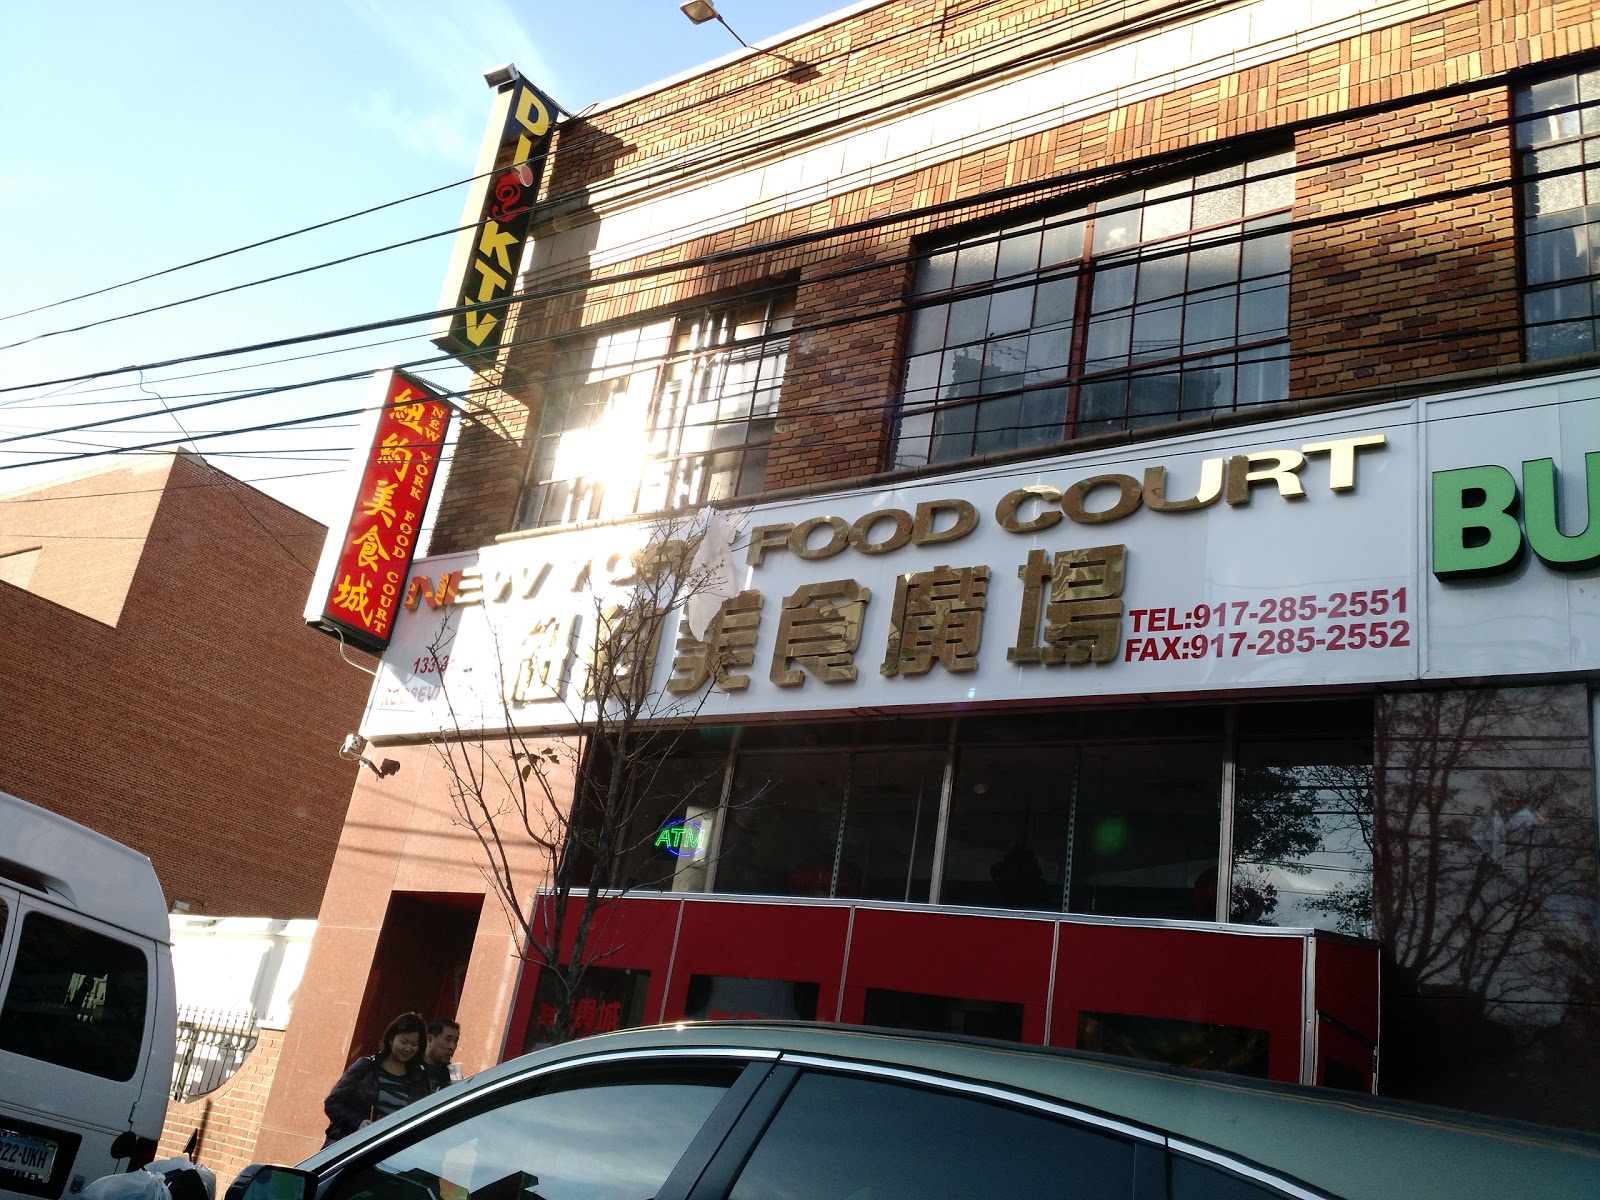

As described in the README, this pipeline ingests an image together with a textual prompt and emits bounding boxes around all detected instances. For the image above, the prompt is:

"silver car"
[231,1022,1600,1200]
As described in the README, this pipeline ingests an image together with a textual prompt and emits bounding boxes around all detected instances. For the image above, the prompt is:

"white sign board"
[360,369,1600,740]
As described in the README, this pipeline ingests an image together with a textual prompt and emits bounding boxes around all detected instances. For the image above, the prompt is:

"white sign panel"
[360,369,1600,741]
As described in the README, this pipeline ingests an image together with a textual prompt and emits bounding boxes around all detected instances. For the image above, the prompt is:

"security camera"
[340,733,368,760]
[483,64,521,89]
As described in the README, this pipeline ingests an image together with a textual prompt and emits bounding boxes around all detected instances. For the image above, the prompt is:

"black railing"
[171,1005,258,1102]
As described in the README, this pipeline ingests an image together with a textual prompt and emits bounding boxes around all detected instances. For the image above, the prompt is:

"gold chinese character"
[511,614,574,703]
[331,574,374,624]
[582,603,666,701]
[361,480,399,527]
[1009,545,1127,666]
[668,591,763,694]
[377,433,414,481]
[771,580,871,687]
[389,403,429,435]
[349,526,392,571]
[881,565,989,677]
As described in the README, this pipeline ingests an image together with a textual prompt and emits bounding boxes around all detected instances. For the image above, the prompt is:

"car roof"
[325,1022,1600,1199]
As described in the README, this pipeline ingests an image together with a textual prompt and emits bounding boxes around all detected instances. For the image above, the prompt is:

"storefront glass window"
[715,750,850,896]
[1069,741,1223,920]
[941,743,1075,910]
[613,752,727,892]
[839,749,945,902]
[1230,701,1374,934]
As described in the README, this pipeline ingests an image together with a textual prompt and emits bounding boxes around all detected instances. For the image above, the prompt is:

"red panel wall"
[1051,923,1308,1081]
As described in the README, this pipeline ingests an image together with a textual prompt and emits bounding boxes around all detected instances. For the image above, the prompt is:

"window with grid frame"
[1516,65,1600,361]
[518,291,795,529]
[893,149,1294,468]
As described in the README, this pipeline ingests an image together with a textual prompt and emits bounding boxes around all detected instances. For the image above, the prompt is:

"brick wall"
[425,0,1600,554]
[157,1025,284,1188]
[0,454,373,917]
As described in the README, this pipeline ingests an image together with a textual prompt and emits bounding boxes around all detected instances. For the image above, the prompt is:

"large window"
[1516,65,1600,359]
[894,150,1293,466]
[618,701,1370,935]
[0,912,148,1081]
[519,292,794,528]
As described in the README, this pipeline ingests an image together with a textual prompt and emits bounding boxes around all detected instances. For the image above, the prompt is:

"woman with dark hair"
[322,1012,430,1146]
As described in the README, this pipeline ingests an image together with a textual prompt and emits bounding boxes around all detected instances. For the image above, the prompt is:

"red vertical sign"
[317,371,452,652]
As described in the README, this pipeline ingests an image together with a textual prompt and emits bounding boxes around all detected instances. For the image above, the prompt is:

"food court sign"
[358,371,1600,740]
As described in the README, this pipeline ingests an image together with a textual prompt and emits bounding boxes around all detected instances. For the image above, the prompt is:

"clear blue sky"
[0,1,853,529]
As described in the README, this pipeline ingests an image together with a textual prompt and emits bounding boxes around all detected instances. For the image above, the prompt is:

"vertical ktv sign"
[432,67,559,362]
[307,370,452,653]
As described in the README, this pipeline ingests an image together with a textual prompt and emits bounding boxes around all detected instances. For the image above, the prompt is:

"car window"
[0,910,148,1081]
[726,1069,1137,1200]
[326,1065,742,1200]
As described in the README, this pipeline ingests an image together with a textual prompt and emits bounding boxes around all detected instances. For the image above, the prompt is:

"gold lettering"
[747,523,793,566]
[789,515,850,560]
[849,509,914,555]
[1142,459,1225,512]
[912,499,978,545]
[1227,449,1307,505]
[1061,474,1142,524]
[1302,434,1387,491]
[996,486,1064,534]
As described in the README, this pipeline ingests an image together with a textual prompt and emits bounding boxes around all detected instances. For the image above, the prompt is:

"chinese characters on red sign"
[317,371,452,652]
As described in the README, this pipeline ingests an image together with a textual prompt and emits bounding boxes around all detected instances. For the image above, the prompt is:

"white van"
[0,791,177,1200]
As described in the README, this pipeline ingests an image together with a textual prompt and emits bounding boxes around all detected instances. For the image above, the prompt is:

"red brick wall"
[0,454,374,917]
[157,1025,283,1188]
[427,0,1600,553]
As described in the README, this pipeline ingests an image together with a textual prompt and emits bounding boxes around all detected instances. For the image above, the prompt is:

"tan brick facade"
[425,0,1600,554]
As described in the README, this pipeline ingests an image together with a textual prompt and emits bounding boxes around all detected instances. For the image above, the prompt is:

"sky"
[0,0,854,533]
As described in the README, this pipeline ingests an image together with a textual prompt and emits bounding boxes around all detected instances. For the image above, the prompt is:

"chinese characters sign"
[359,374,1600,737]
[315,371,452,653]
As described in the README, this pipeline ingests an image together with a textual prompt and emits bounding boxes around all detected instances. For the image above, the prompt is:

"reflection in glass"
[685,975,819,1021]
[1077,1010,1269,1078]
[1374,686,1600,1127]
[332,1069,736,1200]
[863,987,1023,1040]
[728,1071,1134,1200]
[1231,714,1374,935]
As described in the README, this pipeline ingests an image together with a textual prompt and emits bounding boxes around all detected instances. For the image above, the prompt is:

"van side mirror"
[224,1166,317,1200]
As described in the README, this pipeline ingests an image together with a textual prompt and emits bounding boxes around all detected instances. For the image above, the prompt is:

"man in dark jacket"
[420,1017,460,1093]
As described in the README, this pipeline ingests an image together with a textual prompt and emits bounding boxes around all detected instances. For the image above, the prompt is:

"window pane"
[728,1071,1135,1200]
[685,975,818,1021]
[973,393,1023,454]
[330,1067,736,1200]
[942,744,1074,911]
[1132,300,1183,361]
[863,988,1024,1040]
[1093,191,1144,252]
[946,295,990,345]
[524,966,653,1050]
[715,751,847,896]
[996,227,1041,279]
[1020,387,1069,442]
[0,913,148,1081]
[953,238,999,287]
[1024,327,1072,379]
[987,283,1034,335]
[1232,706,1375,936]
[1085,313,1132,369]
[916,250,957,294]
[907,305,950,357]
[841,749,945,903]
[1067,742,1223,920]
[1079,1011,1270,1078]
[980,335,1028,389]
[1033,274,1078,327]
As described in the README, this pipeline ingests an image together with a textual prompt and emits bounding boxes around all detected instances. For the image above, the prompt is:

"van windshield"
[0,911,149,1081]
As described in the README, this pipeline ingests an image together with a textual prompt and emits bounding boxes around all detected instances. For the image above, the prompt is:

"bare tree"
[422,511,753,1044]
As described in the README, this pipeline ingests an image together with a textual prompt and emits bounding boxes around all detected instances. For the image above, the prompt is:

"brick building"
[0,451,372,917]
[261,0,1600,1160]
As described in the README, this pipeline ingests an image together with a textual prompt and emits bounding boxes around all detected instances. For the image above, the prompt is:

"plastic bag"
[83,1161,216,1200]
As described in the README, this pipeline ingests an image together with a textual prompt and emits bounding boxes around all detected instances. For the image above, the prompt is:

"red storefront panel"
[1051,923,1308,1082]
[838,908,1056,1044]
[663,899,853,1023]
[506,894,685,1053]
[1313,936,1382,1091]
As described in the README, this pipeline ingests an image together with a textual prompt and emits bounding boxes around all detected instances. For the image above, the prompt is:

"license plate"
[0,1127,56,1183]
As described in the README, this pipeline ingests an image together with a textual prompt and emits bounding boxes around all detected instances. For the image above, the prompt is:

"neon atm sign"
[654,819,704,858]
